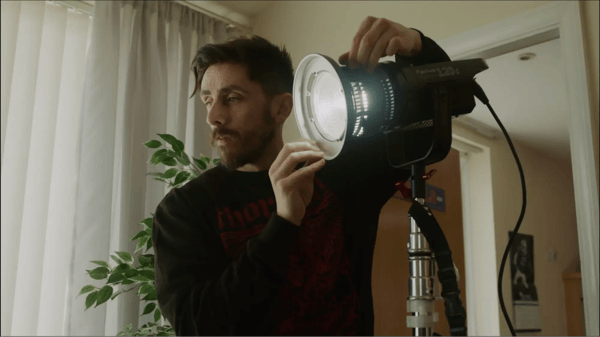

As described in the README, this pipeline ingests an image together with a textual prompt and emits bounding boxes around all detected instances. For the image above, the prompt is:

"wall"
[579,0,599,195]
[453,123,580,336]
[251,0,598,195]
[252,1,594,335]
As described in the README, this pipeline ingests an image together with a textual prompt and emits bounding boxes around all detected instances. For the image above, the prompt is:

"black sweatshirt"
[152,28,451,336]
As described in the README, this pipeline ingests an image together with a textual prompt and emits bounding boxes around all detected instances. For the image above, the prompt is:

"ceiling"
[464,36,570,162]
[211,1,273,19]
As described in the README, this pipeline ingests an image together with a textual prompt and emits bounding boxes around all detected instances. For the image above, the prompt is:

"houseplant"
[76,133,218,336]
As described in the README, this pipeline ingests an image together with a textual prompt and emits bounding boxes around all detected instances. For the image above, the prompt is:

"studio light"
[293,54,488,168]
[293,54,527,337]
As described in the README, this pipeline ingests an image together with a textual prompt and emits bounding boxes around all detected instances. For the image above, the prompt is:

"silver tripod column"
[406,197,438,336]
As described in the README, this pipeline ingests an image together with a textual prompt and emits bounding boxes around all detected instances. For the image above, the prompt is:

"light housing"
[293,54,488,168]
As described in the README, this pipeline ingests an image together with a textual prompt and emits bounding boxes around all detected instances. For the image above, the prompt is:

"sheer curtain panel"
[1,1,243,335]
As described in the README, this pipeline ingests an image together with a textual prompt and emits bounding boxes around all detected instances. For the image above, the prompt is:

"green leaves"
[138,254,153,267]
[138,269,155,281]
[112,263,132,274]
[142,287,157,301]
[116,321,174,336]
[138,284,155,297]
[82,284,116,310]
[161,168,178,179]
[95,286,113,307]
[107,273,125,284]
[88,267,109,280]
[144,133,219,192]
[116,251,133,263]
[139,217,153,230]
[91,260,109,268]
[174,171,191,186]
[85,133,208,336]
[149,148,169,165]
[110,255,124,265]
[85,291,98,310]
[135,236,151,253]
[142,140,162,149]
[143,302,156,315]
[157,134,184,156]
[193,156,210,170]
[77,285,96,298]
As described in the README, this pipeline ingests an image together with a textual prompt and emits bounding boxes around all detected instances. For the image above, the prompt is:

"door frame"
[444,1,598,336]
[452,136,497,336]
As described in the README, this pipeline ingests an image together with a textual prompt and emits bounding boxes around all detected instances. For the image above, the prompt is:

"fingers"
[272,150,324,182]
[366,28,397,72]
[356,18,390,70]
[280,158,326,187]
[347,16,377,69]
[269,140,321,176]
[340,17,416,73]
[339,51,350,65]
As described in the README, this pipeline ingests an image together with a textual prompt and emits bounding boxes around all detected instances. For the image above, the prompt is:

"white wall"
[252,1,589,335]
[453,123,579,336]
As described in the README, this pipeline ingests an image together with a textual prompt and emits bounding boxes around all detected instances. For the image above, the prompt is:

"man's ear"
[272,93,293,124]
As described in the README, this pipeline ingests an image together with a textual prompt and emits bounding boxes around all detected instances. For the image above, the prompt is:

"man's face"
[200,63,276,170]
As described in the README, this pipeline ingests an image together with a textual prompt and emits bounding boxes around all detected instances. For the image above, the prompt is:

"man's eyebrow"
[200,85,248,97]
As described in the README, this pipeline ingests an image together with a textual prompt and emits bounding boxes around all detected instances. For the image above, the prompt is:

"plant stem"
[122,284,142,293]
[190,163,201,173]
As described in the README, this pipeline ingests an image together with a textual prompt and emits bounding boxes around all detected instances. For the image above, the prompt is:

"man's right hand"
[269,139,326,226]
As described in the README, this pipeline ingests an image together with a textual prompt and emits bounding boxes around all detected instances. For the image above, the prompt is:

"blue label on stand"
[425,184,445,212]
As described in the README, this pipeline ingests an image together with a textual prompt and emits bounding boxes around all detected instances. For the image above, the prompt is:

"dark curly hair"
[189,35,294,102]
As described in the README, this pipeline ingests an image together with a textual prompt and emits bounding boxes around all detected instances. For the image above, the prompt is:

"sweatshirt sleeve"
[152,185,300,336]
[336,28,453,210]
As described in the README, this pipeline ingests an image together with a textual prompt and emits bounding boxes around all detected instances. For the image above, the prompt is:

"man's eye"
[204,97,240,106]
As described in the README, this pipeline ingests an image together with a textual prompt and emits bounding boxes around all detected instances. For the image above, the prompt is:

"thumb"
[338,52,350,65]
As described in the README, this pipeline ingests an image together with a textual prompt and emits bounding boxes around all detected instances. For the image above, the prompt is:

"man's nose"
[206,103,227,127]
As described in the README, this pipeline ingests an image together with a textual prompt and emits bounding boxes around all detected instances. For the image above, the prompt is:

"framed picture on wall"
[509,231,542,333]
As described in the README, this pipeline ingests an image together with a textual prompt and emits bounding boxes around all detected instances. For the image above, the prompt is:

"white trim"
[51,1,93,16]
[60,1,253,34]
[443,2,598,335]
[453,117,502,140]
[176,1,253,35]
[451,135,484,154]
[452,139,499,336]
[458,151,477,336]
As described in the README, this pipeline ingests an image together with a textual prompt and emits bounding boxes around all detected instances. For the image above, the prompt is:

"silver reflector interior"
[293,54,347,160]
[312,72,346,141]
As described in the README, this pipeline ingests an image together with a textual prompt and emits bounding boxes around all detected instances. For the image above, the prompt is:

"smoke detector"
[518,52,536,61]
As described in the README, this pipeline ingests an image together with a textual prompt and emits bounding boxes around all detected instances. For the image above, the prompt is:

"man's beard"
[211,106,275,171]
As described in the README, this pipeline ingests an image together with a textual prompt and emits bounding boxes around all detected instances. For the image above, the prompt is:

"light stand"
[292,52,489,336]
[404,162,437,336]
[384,81,468,336]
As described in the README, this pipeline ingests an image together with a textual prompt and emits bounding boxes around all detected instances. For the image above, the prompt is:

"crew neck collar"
[217,164,270,181]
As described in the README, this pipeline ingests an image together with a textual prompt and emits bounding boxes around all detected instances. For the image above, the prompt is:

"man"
[153,16,452,335]
[513,239,529,290]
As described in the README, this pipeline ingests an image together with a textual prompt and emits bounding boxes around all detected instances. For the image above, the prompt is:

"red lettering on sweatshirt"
[243,202,260,222]
[216,197,275,233]
[215,176,359,335]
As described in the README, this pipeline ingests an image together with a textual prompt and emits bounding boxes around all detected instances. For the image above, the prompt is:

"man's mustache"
[211,129,238,143]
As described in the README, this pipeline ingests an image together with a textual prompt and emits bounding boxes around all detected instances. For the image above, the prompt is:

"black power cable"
[472,80,526,337]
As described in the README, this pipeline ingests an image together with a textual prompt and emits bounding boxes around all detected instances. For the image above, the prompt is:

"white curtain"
[1,1,245,335]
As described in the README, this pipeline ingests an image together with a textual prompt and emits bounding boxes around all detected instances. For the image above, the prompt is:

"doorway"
[439,2,598,336]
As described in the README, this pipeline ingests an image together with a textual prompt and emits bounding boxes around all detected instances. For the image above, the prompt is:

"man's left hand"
[339,16,422,73]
